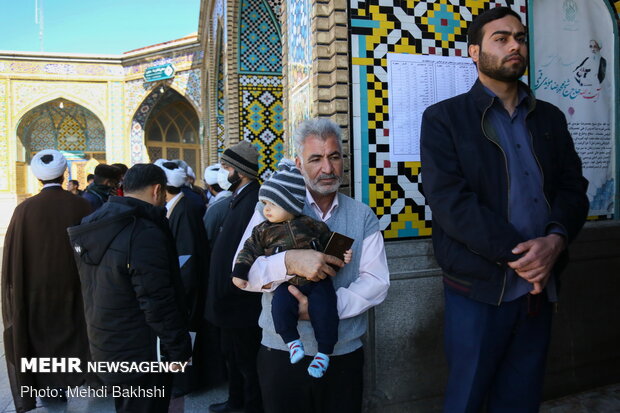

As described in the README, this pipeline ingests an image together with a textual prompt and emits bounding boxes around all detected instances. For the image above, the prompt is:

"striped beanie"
[259,160,306,216]
[221,141,259,178]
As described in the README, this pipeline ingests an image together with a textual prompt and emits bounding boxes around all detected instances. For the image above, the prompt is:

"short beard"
[478,48,526,83]
[228,169,242,192]
[301,169,342,196]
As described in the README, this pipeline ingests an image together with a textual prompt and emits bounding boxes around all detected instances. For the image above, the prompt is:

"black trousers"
[113,373,172,413]
[272,280,339,354]
[257,345,363,413]
[220,326,264,413]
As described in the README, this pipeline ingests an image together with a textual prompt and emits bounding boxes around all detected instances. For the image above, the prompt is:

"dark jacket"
[181,186,207,217]
[167,194,209,328]
[68,196,192,384]
[82,183,113,211]
[232,215,331,285]
[420,80,589,305]
[205,180,262,328]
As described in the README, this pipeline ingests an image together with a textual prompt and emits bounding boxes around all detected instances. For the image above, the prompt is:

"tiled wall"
[238,0,284,180]
[350,0,527,239]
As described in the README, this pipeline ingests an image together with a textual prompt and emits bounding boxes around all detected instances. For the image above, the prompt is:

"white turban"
[156,160,187,188]
[31,149,67,180]
[186,166,196,180]
[204,163,221,185]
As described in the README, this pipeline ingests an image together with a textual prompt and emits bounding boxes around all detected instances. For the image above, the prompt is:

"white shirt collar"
[165,192,183,211]
[42,183,62,189]
[214,190,232,201]
[306,189,339,222]
[234,181,252,196]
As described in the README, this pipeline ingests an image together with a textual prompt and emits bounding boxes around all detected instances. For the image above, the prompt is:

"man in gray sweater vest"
[236,118,390,413]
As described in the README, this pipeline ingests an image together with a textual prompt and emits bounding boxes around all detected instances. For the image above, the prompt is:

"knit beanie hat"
[259,160,306,216]
[221,140,259,178]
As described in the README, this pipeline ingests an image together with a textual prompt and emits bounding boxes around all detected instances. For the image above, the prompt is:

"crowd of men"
[1,7,589,413]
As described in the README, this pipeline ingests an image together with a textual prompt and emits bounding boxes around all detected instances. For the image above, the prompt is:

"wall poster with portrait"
[530,0,618,218]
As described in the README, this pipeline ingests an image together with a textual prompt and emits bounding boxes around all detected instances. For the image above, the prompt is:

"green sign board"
[143,63,175,82]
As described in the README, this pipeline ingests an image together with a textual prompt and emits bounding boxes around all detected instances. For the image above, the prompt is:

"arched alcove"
[16,98,106,162]
[14,98,106,194]
[144,88,202,178]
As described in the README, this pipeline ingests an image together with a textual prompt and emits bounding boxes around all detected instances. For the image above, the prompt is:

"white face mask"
[217,168,232,190]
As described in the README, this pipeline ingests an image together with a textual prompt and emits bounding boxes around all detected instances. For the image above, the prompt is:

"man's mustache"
[503,53,524,63]
[316,174,340,181]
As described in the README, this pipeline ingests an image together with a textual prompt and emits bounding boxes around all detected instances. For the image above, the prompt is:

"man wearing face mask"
[204,141,264,413]
[203,163,234,243]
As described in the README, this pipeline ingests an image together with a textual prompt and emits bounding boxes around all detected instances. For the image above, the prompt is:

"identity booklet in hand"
[324,232,354,271]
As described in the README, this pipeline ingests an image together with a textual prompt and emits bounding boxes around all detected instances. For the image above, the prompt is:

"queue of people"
[1,7,590,413]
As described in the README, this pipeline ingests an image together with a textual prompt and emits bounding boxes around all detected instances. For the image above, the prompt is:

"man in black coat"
[157,160,224,395]
[68,164,192,413]
[205,141,263,413]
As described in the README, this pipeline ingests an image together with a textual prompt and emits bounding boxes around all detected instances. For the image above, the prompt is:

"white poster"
[532,0,616,216]
[387,53,477,162]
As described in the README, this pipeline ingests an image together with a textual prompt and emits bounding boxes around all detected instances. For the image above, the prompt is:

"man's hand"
[232,276,248,289]
[288,285,310,320]
[284,249,344,282]
[169,360,190,372]
[508,234,565,286]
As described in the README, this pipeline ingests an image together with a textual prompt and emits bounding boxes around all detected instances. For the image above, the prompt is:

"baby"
[232,161,351,378]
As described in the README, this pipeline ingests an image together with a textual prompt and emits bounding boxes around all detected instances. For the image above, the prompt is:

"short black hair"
[166,186,181,195]
[41,176,64,185]
[123,163,167,193]
[467,6,523,49]
[94,164,121,185]
[209,183,223,193]
[87,174,95,182]
[69,179,79,187]
[111,163,129,175]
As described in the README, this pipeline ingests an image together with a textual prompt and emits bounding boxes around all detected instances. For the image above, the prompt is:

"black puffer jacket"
[68,196,192,384]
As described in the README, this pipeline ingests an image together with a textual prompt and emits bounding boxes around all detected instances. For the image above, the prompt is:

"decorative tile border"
[350,0,526,238]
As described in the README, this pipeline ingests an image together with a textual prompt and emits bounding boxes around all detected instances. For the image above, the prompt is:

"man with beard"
[236,118,390,413]
[420,7,589,413]
[204,141,263,413]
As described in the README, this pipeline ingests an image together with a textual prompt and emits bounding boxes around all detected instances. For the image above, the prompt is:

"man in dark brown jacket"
[2,149,92,412]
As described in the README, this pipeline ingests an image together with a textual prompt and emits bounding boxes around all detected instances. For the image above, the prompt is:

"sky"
[0,0,200,55]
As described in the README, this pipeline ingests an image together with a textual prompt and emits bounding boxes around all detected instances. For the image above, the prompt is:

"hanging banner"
[531,0,616,217]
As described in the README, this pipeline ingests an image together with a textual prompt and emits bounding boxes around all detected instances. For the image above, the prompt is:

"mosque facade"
[0,1,619,408]
[0,35,203,234]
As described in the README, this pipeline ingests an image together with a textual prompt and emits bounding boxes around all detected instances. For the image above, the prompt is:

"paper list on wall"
[387,53,477,162]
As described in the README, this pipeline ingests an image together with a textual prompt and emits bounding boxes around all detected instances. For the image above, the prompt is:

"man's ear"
[469,44,480,63]
[152,183,162,201]
[295,156,302,170]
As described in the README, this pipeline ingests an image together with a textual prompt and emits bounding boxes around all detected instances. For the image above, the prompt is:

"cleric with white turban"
[156,160,188,188]
[30,149,67,181]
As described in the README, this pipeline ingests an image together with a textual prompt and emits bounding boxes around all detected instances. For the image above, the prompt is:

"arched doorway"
[16,98,105,194]
[144,89,201,179]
